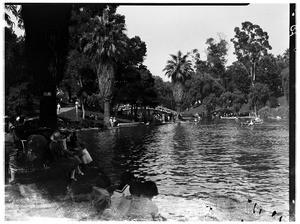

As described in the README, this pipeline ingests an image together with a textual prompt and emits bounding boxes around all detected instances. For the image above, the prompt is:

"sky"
[116,4,290,81]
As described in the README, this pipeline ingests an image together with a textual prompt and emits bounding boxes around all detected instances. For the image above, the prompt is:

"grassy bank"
[58,107,132,129]
[258,105,289,119]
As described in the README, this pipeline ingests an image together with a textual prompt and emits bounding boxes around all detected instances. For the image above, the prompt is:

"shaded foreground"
[5,167,103,221]
[5,167,288,221]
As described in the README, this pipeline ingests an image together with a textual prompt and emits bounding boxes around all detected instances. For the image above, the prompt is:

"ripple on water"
[80,120,290,221]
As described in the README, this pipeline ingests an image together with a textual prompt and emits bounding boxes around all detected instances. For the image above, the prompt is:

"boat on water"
[220,116,238,120]
[254,116,263,124]
[107,122,144,129]
[240,116,263,126]
[268,116,282,120]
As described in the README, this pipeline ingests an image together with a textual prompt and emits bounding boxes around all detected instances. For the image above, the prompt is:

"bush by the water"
[258,105,289,119]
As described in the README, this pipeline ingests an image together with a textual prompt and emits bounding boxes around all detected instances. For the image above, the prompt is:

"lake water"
[80,119,289,221]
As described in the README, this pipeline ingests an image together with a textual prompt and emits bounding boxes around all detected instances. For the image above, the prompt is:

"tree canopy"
[231,21,272,84]
[5,4,290,123]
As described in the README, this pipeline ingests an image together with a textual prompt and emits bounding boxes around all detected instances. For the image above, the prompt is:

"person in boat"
[248,119,254,126]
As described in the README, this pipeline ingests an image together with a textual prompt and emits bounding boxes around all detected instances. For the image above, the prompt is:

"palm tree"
[82,9,127,125]
[163,51,193,120]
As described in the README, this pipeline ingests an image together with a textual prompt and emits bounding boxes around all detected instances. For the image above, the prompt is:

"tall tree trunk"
[173,82,184,122]
[40,92,57,128]
[114,103,119,118]
[250,62,256,86]
[97,63,115,126]
[176,105,181,122]
[104,101,110,124]
[22,4,71,129]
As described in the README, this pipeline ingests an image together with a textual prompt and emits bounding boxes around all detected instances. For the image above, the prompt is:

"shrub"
[258,105,289,119]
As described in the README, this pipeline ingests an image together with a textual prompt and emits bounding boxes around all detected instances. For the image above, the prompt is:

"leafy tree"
[232,90,246,113]
[204,93,219,116]
[113,35,148,112]
[5,4,23,29]
[185,72,224,110]
[6,82,33,117]
[219,91,235,108]
[112,35,148,119]
[62,50,94,102]
[139,67,158,108]
[5,27,27,94]
[231,21,272,85]
[248,82,271,112]
[62,4,113,110]
[114,65,157,119]
[154,76,175,110]
[81,8,127,125]
[163,51,193,119]
[189,48,210,74]
[225,61,251,95]
[256,54,283,98]
[69,4,113,50]
[276,49,289,74]
[205,36,228,80]
[121,36,147,67]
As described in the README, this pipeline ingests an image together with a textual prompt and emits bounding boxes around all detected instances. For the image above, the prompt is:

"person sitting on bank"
[91,172,112,214]
[110,171,135,210]
[126,180,160,221]
[113,180,143,220]
[66,131,90,174]
[49,131,83,181]
[101,179,142,220]
[68,131,79,149]
[62,133,85,176]
[80,142,93,172]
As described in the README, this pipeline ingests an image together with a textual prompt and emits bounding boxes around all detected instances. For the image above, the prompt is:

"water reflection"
[80,120,289,219]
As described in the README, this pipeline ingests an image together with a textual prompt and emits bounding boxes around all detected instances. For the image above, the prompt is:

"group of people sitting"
[91,171,165,221]
[5,124,164,221]
[48,130,93,182]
